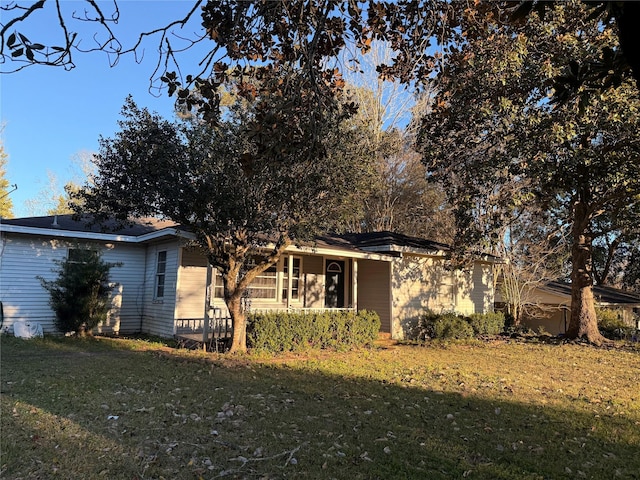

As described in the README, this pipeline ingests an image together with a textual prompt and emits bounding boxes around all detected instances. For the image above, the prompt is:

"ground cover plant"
[1,335,639,479]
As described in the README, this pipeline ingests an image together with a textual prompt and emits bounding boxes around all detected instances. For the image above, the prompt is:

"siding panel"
[0,233,146,335]
[140,241,179,338]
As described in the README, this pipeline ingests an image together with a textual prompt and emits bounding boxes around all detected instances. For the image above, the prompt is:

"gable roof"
[541,280,640,307]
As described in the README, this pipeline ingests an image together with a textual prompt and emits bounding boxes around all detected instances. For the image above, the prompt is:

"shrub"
[597,308,634,340]
[247,309,380,353]
[38,248,120,336]
[467,312,506,336]
[414,311,474,341]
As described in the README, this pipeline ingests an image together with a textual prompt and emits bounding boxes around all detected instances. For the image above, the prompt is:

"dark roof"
[2,216,453,256]
[543,280,640,306]
[1,215,181,237]
[337,231,450,252]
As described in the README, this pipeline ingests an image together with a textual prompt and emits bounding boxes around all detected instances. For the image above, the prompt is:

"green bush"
[467,312,506,336]
[414,311,474,341]
[38,248,120,336]
[597,308,634,340]
[247,309,381,352]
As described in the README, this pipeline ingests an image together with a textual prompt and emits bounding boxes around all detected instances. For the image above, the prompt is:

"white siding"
[0,233,146,335]
[454,262,495,316]
[390,254,495,339]
[175,248,208,321]
[139,241,180,338]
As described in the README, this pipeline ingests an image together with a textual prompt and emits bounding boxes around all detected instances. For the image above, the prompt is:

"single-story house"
[497,280,640,335]
[0,215,497,341]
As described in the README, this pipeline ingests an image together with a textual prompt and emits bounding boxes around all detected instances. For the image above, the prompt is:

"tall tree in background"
[339,44,453,241]
[78,95,372,353]
[496,208,570,327]
[419,1,640,344]
[0,134,15,219]
[25,151,94,216]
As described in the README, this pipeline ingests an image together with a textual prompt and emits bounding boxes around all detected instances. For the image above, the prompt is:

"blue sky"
[1,1,206,217]
[1,1,415,218]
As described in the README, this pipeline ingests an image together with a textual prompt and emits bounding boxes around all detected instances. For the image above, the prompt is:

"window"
[247,257,278,300]
[213,269,225,299]
[155,250,167,299]
[282,256,301,301]
[437,274,455,308]
[68,248,89,264]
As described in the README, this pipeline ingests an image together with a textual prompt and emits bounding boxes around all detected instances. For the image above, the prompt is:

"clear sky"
[1,1,206,217]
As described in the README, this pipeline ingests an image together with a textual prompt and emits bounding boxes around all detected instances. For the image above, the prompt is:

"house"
[0,215,497,341]
[498,280,640,335]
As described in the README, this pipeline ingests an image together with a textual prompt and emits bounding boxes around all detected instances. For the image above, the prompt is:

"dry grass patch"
[1,336,639,479]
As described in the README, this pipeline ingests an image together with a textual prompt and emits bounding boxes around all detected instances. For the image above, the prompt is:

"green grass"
[1,336,639,479]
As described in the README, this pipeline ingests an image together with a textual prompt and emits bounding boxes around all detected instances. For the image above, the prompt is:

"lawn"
[1,336,639,479]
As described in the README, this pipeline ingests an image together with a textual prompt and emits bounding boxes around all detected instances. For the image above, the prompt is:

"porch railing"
[175,307,233,348]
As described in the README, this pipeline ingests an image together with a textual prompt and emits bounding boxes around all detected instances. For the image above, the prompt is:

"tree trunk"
[227,294,247,353]
[566,198,606,345]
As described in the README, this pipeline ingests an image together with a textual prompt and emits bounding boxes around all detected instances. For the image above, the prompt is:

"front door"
[325,260,345,308]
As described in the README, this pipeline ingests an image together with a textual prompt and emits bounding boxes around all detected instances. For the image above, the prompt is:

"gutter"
[0,224,190,244]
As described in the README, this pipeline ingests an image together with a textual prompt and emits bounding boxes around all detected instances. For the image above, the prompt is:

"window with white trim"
[282,256,301,301]
[213,269,225,299]
[155,250,167,299]
[247,259,278,300]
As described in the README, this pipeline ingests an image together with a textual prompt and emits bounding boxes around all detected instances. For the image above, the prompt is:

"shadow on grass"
[1,336,639,479]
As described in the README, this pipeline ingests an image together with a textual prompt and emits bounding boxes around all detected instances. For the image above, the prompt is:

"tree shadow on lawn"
[1,338,638,480]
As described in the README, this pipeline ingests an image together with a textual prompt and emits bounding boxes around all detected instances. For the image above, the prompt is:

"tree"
[0,136,15,218]
[345,132,454,242]
[77,95,372,353]
[24,151,94,215]
[496,211,570,327]
[38,247,119,336]
[0,1,454,129]
[504,1,640,96]
[418,1,640,344]
[2,1,639,107]
[338,48,454,240]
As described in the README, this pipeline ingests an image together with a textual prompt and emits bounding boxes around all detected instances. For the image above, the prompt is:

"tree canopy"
[0,137,15,218]
[418,1,640,343]
[78,94,373,352]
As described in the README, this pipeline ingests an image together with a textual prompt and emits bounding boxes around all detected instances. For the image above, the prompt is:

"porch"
[174,307,233,352]
[173,306,358,351]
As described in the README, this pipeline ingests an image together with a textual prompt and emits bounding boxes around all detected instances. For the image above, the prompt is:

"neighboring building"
[0,215,497,340]
[498,280,640,335]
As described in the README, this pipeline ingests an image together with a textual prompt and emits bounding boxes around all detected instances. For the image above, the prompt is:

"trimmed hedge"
[413,310,506,341]
[247,309,381,352]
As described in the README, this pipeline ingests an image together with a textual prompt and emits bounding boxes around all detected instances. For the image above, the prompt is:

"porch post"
[353,258,358,310]
[202,264,212,348]
[287,255,294,309]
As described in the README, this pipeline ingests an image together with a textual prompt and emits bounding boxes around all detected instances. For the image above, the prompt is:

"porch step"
[375,332,398,348]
